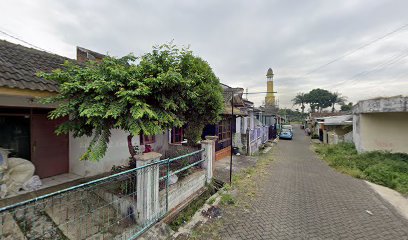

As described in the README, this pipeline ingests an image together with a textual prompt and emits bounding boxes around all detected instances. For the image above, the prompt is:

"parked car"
[282,125,293,132]
[279,129,293,140]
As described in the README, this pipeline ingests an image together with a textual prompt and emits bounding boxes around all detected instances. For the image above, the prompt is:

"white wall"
[236,117,242,134]
[0,94,170,177]
[249,111,255,130]
[356,112,408,153]
[69,130,169,177]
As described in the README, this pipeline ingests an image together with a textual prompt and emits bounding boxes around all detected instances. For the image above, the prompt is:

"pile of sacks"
[0,148,42,198]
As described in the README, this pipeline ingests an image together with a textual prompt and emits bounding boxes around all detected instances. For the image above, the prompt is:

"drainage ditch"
[168,179,225,231]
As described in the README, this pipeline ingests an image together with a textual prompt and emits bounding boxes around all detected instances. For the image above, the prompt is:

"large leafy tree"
[39,44,224,161]
[304,88,333,113]
[179,52,224,145]
[291,92,307,114]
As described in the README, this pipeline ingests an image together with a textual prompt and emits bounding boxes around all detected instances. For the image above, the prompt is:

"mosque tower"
[264,68,276,107]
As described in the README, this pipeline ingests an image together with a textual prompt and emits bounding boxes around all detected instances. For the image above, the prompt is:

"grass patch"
[315,142,408,195]
[208,197,216,205]
[220,193,235,205]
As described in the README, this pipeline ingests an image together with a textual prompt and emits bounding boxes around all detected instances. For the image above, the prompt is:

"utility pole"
[227,89,277,186]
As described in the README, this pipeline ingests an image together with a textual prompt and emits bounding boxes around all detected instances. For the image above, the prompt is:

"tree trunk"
[127,134,136,159]
[301,104,305,114]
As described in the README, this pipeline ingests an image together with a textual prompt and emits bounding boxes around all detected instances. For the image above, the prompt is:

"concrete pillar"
[246,128,251,156]
[136,152,161,225]
[202,137,216,183]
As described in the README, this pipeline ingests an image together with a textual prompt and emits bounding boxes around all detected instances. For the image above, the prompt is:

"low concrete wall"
[160,170,206,212]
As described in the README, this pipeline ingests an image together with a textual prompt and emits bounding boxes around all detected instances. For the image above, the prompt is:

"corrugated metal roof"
[0,40,69,92]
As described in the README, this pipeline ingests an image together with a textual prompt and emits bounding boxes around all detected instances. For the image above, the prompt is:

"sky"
[1,0,408,109]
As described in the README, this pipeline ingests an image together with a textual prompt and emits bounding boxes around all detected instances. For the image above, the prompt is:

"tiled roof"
[0,40,69,92]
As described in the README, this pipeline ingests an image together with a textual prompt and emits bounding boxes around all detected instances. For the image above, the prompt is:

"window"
[140,134,155,144]
[171,127,184,144]
[218,119,231,141]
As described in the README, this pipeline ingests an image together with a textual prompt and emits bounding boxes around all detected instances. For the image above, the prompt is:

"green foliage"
[220,193,235,205]
[329,92,347,112]
[179,53,224,146]
[315,143,408,194]
[300,88,348,113]
[278,108,307,122]
[340,102,353,112]
[292,92,307,114]
[38,44,223,161]
[208,197,216,205]
[304,88,333,112]
[311,134,319,139]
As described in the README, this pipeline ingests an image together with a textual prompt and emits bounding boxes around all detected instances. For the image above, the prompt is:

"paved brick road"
[219,126,408,240]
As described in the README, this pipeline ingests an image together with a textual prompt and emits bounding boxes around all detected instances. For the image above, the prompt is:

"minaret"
[265,68,276,107]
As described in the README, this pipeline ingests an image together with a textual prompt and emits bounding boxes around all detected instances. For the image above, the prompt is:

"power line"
[305,23,408,75]
[331,49,408,88]
[0,29,50,53]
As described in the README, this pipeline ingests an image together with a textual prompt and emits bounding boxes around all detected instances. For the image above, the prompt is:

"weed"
[208,197,216,205]
[315,143,408,195]
[220,193,235,205]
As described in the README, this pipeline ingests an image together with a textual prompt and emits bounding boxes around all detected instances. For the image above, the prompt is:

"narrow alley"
[218,125,408,239]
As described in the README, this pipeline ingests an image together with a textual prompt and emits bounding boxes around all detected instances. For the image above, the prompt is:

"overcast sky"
[1,0,408,109]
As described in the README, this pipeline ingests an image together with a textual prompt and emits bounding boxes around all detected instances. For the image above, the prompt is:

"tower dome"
[266,68,274,78]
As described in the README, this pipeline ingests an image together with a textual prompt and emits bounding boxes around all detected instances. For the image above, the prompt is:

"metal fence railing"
[0,148,205,240]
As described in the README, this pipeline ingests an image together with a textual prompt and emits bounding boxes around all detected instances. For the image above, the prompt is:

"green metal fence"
[0,148,205,240]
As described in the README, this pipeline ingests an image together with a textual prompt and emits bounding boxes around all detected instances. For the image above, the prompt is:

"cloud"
[1,0,408,108]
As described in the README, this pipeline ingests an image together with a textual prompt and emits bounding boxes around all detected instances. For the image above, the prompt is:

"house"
[202,84,247,160]
[308,112,346,141]
[318,115,353,144]
[0,40,170,194]
[353,96,408,154]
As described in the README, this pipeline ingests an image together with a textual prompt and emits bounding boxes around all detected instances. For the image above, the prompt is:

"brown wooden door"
[31,114,69,178]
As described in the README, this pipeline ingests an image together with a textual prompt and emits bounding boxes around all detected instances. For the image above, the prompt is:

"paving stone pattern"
[219,127,408,240]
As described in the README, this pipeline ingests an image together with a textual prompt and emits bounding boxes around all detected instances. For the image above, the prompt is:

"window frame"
[217,119,231,141]
[140,134,155,144]
[170,127,184,144]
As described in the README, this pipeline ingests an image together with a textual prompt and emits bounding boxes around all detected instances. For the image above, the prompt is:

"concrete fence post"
[246,128,251,156]
[201,138,215,183]
[136,152,161,225]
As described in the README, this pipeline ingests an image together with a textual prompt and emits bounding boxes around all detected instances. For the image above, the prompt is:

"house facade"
[308,112,346,141]
[0,40,169,183]
[319,115,353,144]
[202,84,247,160]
